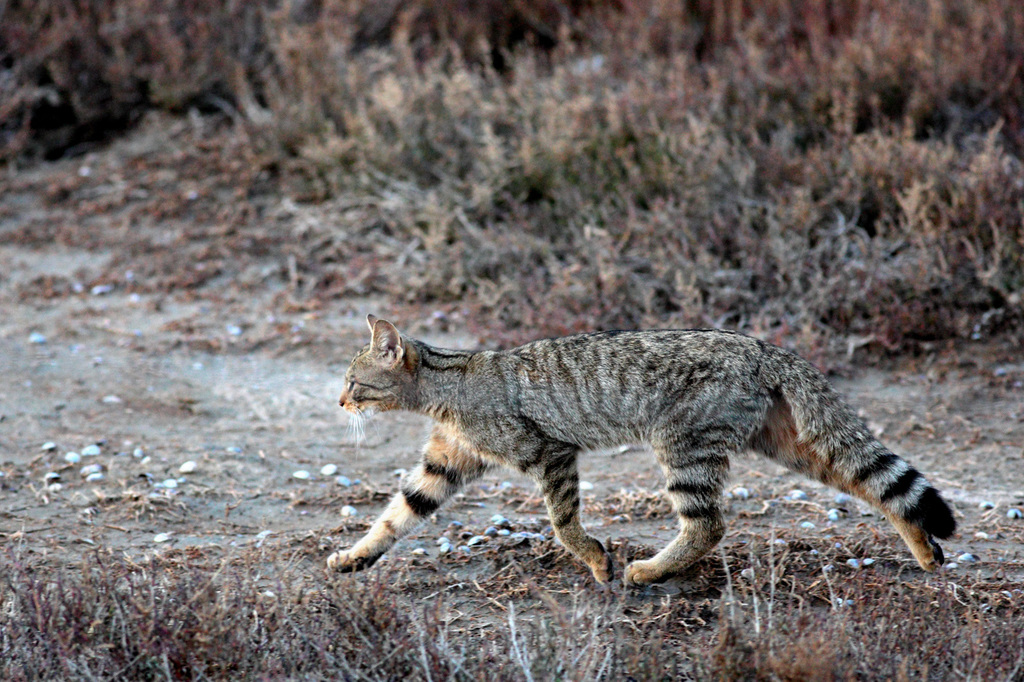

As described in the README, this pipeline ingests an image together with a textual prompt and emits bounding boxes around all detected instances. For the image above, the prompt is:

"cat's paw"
[327,549,376,573]
[623,559,663,586]
[590,551,615,584]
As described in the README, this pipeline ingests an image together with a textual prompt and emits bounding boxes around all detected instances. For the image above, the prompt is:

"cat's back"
[500,329,768,446]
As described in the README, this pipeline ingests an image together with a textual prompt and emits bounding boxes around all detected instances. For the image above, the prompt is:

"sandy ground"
[2,127,1024,593]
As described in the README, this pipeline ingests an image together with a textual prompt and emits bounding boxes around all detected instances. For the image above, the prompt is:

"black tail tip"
[912,487,956,539]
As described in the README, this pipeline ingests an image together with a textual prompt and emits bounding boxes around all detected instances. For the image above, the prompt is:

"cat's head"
[338,315,415,414]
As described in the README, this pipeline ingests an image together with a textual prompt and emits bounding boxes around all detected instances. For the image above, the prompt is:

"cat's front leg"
[328,426,489,572]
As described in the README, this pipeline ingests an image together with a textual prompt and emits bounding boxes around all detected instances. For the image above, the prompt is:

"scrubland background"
[3,0,1022,352]
[2,1,1024,679]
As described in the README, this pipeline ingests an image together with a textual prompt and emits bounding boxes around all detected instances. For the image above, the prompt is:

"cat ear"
[366,313,379,333]
[370,319,404,365]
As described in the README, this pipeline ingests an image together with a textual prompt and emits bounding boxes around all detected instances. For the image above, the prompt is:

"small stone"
[179,461,197,474]
[862,558,875,566]
[740,567,755,581]
[731,487,751,500]
[458,545,472,555]
[80,464,103,477]
[86,472,104,483]
[466,535,489,546]
[773,538,787,546]
[438,542,453,555]
[410,548,427,556]
[320,464,338,476]
[800,521,816,530]
[42,442,57,451]
[1007,508,1023,519]
[447,520,463,529]
[29,332,47,344]
[957,553,978,563]
[82,444,101,457]
[490,514,511,527]
[846,558,861,569]
[827,509,842,522]
[160,478,178,489]
[392,468,407,477]
[579,481,594,491]
[292,470,311,480]
[340,505,358,517]
[102,395,122,404]
[979,501,996,510]
[44,471,60,481]
[153,533,172,543]
[834,493,854,505]
[484,526,499,537]
[133,448,145,458]
[91,284,113,296]
[974,531,991,540]
[335,475,352,487]
[226,325,243,336]
[945,562,959,570]
[788,490,808,501]
[435,536,451,545]
[226,446,242,453]
[64,452,81,464]
[48,483,63,492]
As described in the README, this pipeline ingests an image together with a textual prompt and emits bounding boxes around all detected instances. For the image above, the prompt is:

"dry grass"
[2,533,1023,681]
[3,1,1023,353]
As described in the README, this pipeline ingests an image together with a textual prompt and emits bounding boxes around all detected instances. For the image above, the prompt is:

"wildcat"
[327,315,955,586]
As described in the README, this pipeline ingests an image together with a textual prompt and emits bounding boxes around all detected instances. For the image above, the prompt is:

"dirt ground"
[2,122,1024,595]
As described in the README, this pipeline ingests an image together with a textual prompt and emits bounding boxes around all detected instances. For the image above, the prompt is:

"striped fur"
[327,315,956,585]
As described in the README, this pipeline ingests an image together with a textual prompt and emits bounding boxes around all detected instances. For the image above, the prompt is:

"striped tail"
[770,360,956,571]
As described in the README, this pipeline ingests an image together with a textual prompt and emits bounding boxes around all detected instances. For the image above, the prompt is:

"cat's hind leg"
[328,426,489,572]
[624,429,738,586]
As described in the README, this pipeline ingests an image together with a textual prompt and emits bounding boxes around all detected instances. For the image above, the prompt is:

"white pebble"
[466,535,489,546]
[44,471,60,481]
[320,464,338,476]
[91,284,113,296]
[42,442,57,451]
[292,470,311,480]
[86,472,104,483]
[800,521,816,530]
[160,478,178,489]
[226,325,243,336]
[773,538,787,546]
[178,461,197,474]
[410,548,427,556]
[48,483,63,492]
[979,501,996,510]
[731,487,750,500]
[974,531,991,540]
[862,558,875,566]
[827,509,842,522]
[846,558,861,569]
[435,536,451,545]
[834,493,854,505]
[82,444,101,457]
[340,505,358,517]
[335,476,352,487]
[133,448,145,458]
[153,533,172,543]
[64,452,81,464]
[957,553,978,563]
[491,514,511,527]
[438,542,453,555]
[740,567,755,581]
[579,481,594,491]
[80,464,103,477]
[788,490,808,501]
[1007,508,1023,519]
[102,395,122,404]
[945,562,959,570]
[29,332,47,344]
